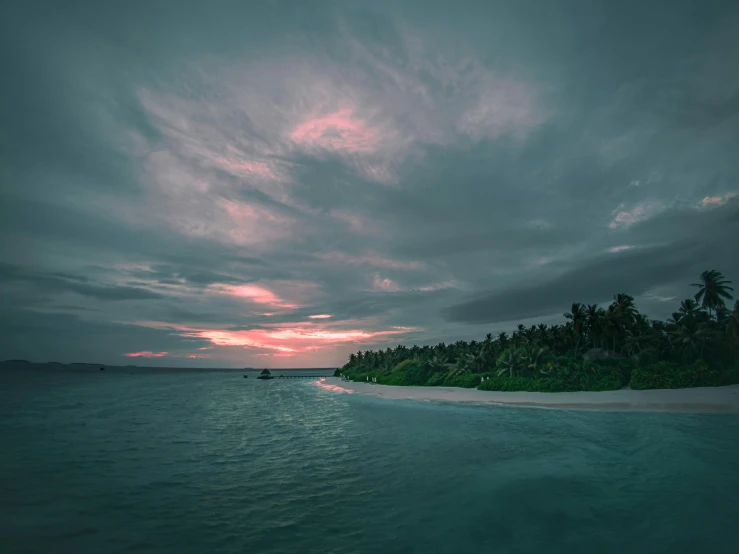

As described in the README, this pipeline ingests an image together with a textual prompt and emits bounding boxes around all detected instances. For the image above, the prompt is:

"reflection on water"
[313,377,354,394]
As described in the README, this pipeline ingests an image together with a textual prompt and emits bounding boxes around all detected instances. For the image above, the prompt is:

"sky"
[1,0,738,368]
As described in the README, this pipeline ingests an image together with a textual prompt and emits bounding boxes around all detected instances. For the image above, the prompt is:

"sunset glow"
[290,108,381,153]
[134,320,418,358]
[4,0,737,371]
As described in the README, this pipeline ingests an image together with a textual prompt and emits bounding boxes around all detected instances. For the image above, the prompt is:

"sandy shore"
[316,378,739,413]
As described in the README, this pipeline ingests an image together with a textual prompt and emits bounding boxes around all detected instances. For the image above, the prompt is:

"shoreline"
[316,378,739,413]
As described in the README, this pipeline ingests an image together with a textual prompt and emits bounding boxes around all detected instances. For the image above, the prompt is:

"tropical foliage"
[336,271,739,391]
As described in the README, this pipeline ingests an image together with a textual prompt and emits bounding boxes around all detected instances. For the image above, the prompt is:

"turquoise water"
[2,368,739,554]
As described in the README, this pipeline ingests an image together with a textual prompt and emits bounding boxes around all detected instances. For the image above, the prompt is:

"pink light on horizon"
[134,320,418,356]
[290,108,381,153]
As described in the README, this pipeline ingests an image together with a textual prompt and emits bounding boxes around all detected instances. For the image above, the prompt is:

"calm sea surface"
[2,367,739,554]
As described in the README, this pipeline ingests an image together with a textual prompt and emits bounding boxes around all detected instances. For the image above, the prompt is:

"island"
[336,270,739,394]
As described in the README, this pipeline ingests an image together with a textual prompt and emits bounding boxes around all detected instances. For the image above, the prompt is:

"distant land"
[1,360,338,373]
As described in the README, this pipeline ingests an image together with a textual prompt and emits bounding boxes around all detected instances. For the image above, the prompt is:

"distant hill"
[1,360,339,372]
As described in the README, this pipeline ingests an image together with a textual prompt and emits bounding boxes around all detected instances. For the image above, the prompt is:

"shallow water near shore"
[2,368,739,554]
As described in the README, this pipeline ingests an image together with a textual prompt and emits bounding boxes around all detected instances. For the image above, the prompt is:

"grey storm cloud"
[0,263,164,301]
[1,0,738,367]
[443,199,739,324]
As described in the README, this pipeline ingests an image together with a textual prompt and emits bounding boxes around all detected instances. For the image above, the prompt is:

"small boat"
[243,374,249,378]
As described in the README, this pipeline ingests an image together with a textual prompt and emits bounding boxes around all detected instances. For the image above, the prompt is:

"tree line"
[337,270,739,391]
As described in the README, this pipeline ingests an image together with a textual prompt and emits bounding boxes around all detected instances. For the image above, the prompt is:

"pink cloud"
[211,283,297,309]
[371,274,402,292]
[135,320,417,356]
[290,108,382,153]
[609,201,664,229]
[132,150,296,247]
[125,351,168,358]
[136,25,550,205]
[209,280,323,311]
[308,314,332,319]
[213,157,275,179]
[699,193,736,207]
[219,199,294,246]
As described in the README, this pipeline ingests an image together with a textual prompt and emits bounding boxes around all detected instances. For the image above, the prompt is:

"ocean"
[2,366,738,554]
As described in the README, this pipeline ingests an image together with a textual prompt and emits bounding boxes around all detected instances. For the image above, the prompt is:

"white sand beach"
[316,378,739,413]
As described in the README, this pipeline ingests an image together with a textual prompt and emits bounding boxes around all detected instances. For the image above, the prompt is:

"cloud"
[126,351,168,358]
[136,319,418,357]
[209,283,299,310]
[2,1,738,366]
[444,199,739,324]
[699,193,737,208]
[318,251,425,270]
[371,274,402,292]
[0,263,164,301]
[290,108,383,153]
[609,201,665,229]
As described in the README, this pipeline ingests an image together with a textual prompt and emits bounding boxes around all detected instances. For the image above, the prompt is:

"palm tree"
[585,304,605,348]
[612,293,638,324]
[523,346,550,376]
[669,318,715,360]
[564,302,587,353]
[465,349,488,373]
[496,349,521,378]
[427,355,449,373]
[726,301,739,346]
[448,358,472,377]
[691,270,734,318]
[603,305,621,354]
[678,298,701,320]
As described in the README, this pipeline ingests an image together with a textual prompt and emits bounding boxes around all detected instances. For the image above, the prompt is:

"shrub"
[478,376,568,392]
[377,372,408,386]
[592,358,635,387]
[478,374,621,393]
[392,359,418,373]
[442,373,481,388]
[424,372,447,387]
[630,360,739,390]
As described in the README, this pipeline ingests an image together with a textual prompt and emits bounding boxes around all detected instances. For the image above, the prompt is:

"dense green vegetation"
[337,270,739,392]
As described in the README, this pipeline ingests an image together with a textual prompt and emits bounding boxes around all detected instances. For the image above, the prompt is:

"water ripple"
[1,370,739,554]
